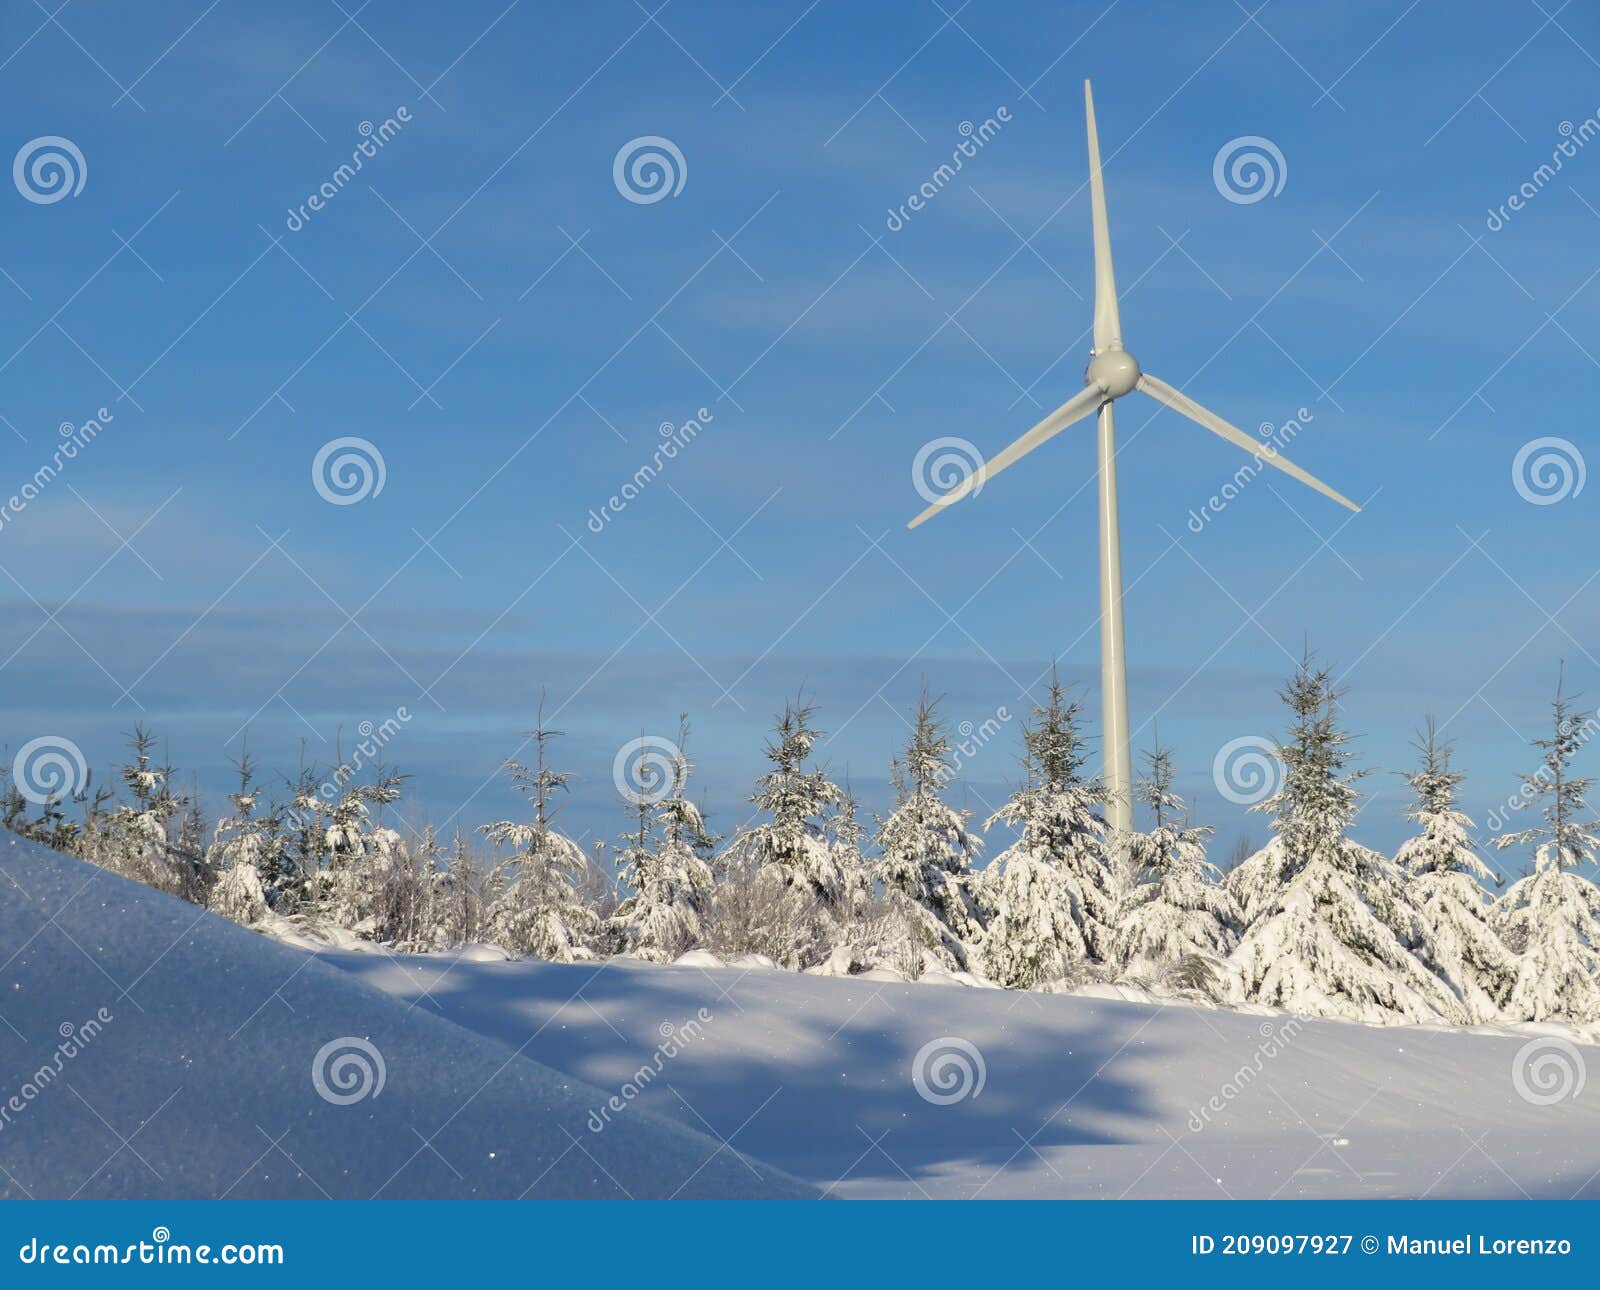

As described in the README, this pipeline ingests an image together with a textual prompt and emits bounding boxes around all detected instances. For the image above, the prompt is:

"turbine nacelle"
[1086,348,1140,399]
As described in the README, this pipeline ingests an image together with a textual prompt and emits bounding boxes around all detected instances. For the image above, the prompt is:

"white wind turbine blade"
[1137,372,1360,512]
[907,384,1105,529]
[1085,79,1121,354]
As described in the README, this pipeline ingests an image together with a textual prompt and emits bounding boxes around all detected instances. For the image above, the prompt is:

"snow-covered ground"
[6,831,1599,1201]
[0,835,807,1198]
[326,949,1600,1199]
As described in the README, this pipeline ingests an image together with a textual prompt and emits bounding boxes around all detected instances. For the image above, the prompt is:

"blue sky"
[2,0,1597,865]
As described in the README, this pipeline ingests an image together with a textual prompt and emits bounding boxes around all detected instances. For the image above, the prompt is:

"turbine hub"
[1086,347,1140,399]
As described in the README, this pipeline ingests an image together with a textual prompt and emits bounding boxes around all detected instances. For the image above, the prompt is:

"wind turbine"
[908,79,1359,837]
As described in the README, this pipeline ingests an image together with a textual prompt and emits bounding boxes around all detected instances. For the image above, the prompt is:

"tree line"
[6,655,1598,1026]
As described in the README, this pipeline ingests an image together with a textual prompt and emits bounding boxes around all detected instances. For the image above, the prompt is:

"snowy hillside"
[329,949,1600,1199]
[0,834,808,1198]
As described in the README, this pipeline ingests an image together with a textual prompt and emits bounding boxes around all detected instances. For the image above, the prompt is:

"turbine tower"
[908,79,1358,837]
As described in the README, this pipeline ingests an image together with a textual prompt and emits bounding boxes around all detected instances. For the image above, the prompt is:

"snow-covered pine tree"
[1228,657,1464,1023]
[874,689,984,971]
[739,697,847,910]
[207,745,281,926]
[1394,720,1515,1022]
[481,708,595,961]
[1113,744,1235,992]
[611,718,716,962]
[979,670,1113,988]
[1492,675,1600,1022]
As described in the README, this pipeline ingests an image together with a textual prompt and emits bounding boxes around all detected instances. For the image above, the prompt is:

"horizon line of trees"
[6,656,1599,1027]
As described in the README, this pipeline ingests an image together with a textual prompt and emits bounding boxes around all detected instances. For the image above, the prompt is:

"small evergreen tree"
[1492,674,1600,1022]
[612,718,716,962]
[980,670,1112,987]
[207,745,280,926]
[104,725,188,896]
[1113,744,1234,990]
[1394,721,1515,1022]
[738,697,847,910]
[875,689,983,971]
[481,705,595,961]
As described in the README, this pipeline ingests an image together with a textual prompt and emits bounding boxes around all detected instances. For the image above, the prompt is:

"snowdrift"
[330,948,1600,1199]
[0,834,809,1199]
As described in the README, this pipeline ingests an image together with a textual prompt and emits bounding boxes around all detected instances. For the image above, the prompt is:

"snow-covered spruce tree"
[318,758,408,937]
[1394,721,1515,1022]
[611,719,716,963]
[207,746,282,926]
[741,697,847,906]
[480,710,596,961]
[706,699,845,967]
[1492,676,1600,1022]
[100,725,191,897]
[979,671,1113,988]
[1228,657,1464,1024]
[874,690,984,972]
[1113,744,1235,993]
[436,830,496,946]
